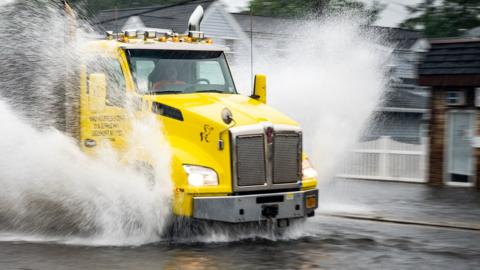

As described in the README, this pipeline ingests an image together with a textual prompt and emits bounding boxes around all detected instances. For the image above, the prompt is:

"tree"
[400,0,480,38]
[248,0,385,24]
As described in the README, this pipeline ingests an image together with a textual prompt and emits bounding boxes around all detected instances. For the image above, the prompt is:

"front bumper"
[192,189,318,223]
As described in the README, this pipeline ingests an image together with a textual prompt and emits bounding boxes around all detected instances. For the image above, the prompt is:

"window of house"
[446,91,465,106]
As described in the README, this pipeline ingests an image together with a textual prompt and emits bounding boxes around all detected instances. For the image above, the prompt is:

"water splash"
[0,100,173,246]
[0,0,173,246]
[231,15,391,183]
[0,1,390,245]
[224,14,391,242]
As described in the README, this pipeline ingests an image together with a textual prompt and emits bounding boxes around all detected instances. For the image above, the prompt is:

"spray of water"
[0,1,390,245]
[0,100,173,246]
[169,15,392,242]
[216,15,391,240]
[0,0,173,246]
[232,15,391,182]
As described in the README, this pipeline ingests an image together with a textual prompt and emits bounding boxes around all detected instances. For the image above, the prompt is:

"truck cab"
[76,6,318,227]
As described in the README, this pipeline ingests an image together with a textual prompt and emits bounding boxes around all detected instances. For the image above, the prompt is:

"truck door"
[80,56,128,152]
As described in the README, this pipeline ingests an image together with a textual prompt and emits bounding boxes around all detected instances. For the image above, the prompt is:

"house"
[349,28,430,183]
[367,27,430,144]
[419,38,480,188]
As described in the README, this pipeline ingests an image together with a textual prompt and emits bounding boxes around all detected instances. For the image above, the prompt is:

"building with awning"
[419,38,480,188]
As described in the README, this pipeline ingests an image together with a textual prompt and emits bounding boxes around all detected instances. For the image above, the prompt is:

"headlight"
[302,158,318,179]
[183,165,218,186]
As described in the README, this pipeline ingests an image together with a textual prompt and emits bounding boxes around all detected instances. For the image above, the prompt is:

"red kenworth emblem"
[266,127,274,144]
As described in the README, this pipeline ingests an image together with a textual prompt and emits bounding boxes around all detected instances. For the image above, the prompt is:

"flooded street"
[1,217,479,270]
[1,1,479,269]
[1,180,479,270]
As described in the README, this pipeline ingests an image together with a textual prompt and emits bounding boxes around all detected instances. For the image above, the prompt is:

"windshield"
[126,49,236,94]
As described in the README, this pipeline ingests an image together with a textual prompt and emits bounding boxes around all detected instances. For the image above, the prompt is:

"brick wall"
[428,89,446,186]
[429,88,480,188]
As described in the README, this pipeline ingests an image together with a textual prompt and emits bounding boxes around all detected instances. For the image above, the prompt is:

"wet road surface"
[1,179,479,270]
[1,216,479,270]
[318,179,480,227]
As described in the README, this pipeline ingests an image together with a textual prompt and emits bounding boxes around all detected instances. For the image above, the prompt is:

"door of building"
[446,111,475,185]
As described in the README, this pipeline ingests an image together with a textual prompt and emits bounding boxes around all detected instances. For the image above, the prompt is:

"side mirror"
[251,74,267,104]
[88,73,107,111]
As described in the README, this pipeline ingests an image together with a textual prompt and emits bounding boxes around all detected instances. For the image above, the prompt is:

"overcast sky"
[221,0,422,27]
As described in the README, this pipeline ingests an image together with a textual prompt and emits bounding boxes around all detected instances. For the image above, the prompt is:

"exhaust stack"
[188,5,205,38]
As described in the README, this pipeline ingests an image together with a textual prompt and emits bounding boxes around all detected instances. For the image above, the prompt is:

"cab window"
[86,57,126,107]
[127,50,236,94]
[196,61,225,85]
[133,59,155,93]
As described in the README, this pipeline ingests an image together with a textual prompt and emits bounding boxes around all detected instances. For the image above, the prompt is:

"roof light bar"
[124,30,137,38]
[145,30,156,39]
[105,31,118,40]
[188,30,204,39]
[136,30,145,39]
[104,26,212,44]
[104,5,212,44]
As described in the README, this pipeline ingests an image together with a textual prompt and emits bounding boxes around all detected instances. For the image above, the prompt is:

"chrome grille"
[231,124,302,192]
[236,135,266,186]
[272,134,301,184]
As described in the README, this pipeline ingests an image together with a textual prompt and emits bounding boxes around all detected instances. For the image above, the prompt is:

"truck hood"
[153,93,299,127]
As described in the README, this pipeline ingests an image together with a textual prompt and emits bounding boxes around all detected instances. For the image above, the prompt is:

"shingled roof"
[92,0,214,33]
[418,38,480,86]
[367,26,424,50]
[419,39,480,75]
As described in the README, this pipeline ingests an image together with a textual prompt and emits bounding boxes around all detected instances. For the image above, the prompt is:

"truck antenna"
[250,8,254,92]
[114,5,118,33]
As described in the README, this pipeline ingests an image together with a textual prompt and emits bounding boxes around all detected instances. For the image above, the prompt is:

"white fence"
[337,136,428,183]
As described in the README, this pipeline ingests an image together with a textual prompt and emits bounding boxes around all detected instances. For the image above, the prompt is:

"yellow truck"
[70,5,318,228]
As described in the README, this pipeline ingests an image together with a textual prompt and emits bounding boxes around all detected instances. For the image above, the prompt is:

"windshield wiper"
[195,90,225,93]
[149,90,184,94]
